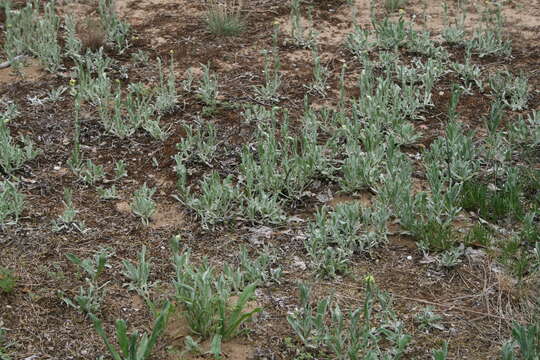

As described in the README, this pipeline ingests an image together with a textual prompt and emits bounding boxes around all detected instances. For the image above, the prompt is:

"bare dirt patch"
[0,58,44,84]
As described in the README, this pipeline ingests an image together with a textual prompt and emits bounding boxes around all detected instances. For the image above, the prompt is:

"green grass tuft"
[205,0,245,37]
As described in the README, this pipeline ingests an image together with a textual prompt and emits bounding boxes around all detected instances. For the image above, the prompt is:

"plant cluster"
[502,321,540,360]
[1,1,538,358]
[289,0,316,48]
[61,247,172,360]
[174,110,331,228]
[225,246,282,289]
[62,248,112,314]
[253,27,282,102]
[3,0,130,76]
[3,0,62,72]
[0,113,40,175]
[97,0,131,53]
[304,202,389,278]
[173,247,261,357]
[287,279,411,359]
[90,303,170,360]
[122,246,159,314]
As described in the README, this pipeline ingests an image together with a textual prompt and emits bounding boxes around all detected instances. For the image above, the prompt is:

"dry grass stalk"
[77,18,106,51]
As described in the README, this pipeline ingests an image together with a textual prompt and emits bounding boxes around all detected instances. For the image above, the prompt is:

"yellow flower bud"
[364,274,375,284]
[69,79,76,86]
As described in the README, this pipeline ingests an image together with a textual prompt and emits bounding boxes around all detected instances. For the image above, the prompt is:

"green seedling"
[509,110,539,150]
[489,71,529,111]
[67,95,83,172]
[74,49,114,103]
[461,176,523,222]
[61,281,108,315]
[131,50,149,65]
[466,29,511,58]
[52,188,87,233]
[432,342,449,360]
[99,86,154,139]
[122,246,157,315]
[0,181,25,228]
[64,15,82,59]
[175,121,219,166]
[98,0,130,53]
[0,116,40,175]
[173,157,189,197]
[253,48,282,102]
[442,2,466,45]
[345,25,372,58]
[63,248,113,314]
[373,17,408,50]
[239,113,329,202]
[410,219,455,253]
[238,246,282,287]
[97,185,120,200]
[154,55,177,114]
[181,69,195,92]
[464,223,493,247]
[415,306,444,331]
[407,29,448,59]
[142,117,170,141]
[307,43,329,97]
[339,142,385,193]
[184,172,239,229]
[197,63,219,114]
[0,267,16,293]
[501,322,540,360]
[114,160,128,180]
[289,0,315,48]
[384,0,407,13]
[66,248,112,283]
[439,246,464,268]
[305,202,389,278]
[90,302,171,360]
[131,183,157,226]
[451,57,483,94]
[242,191,286,225]
[79,159,106,185]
